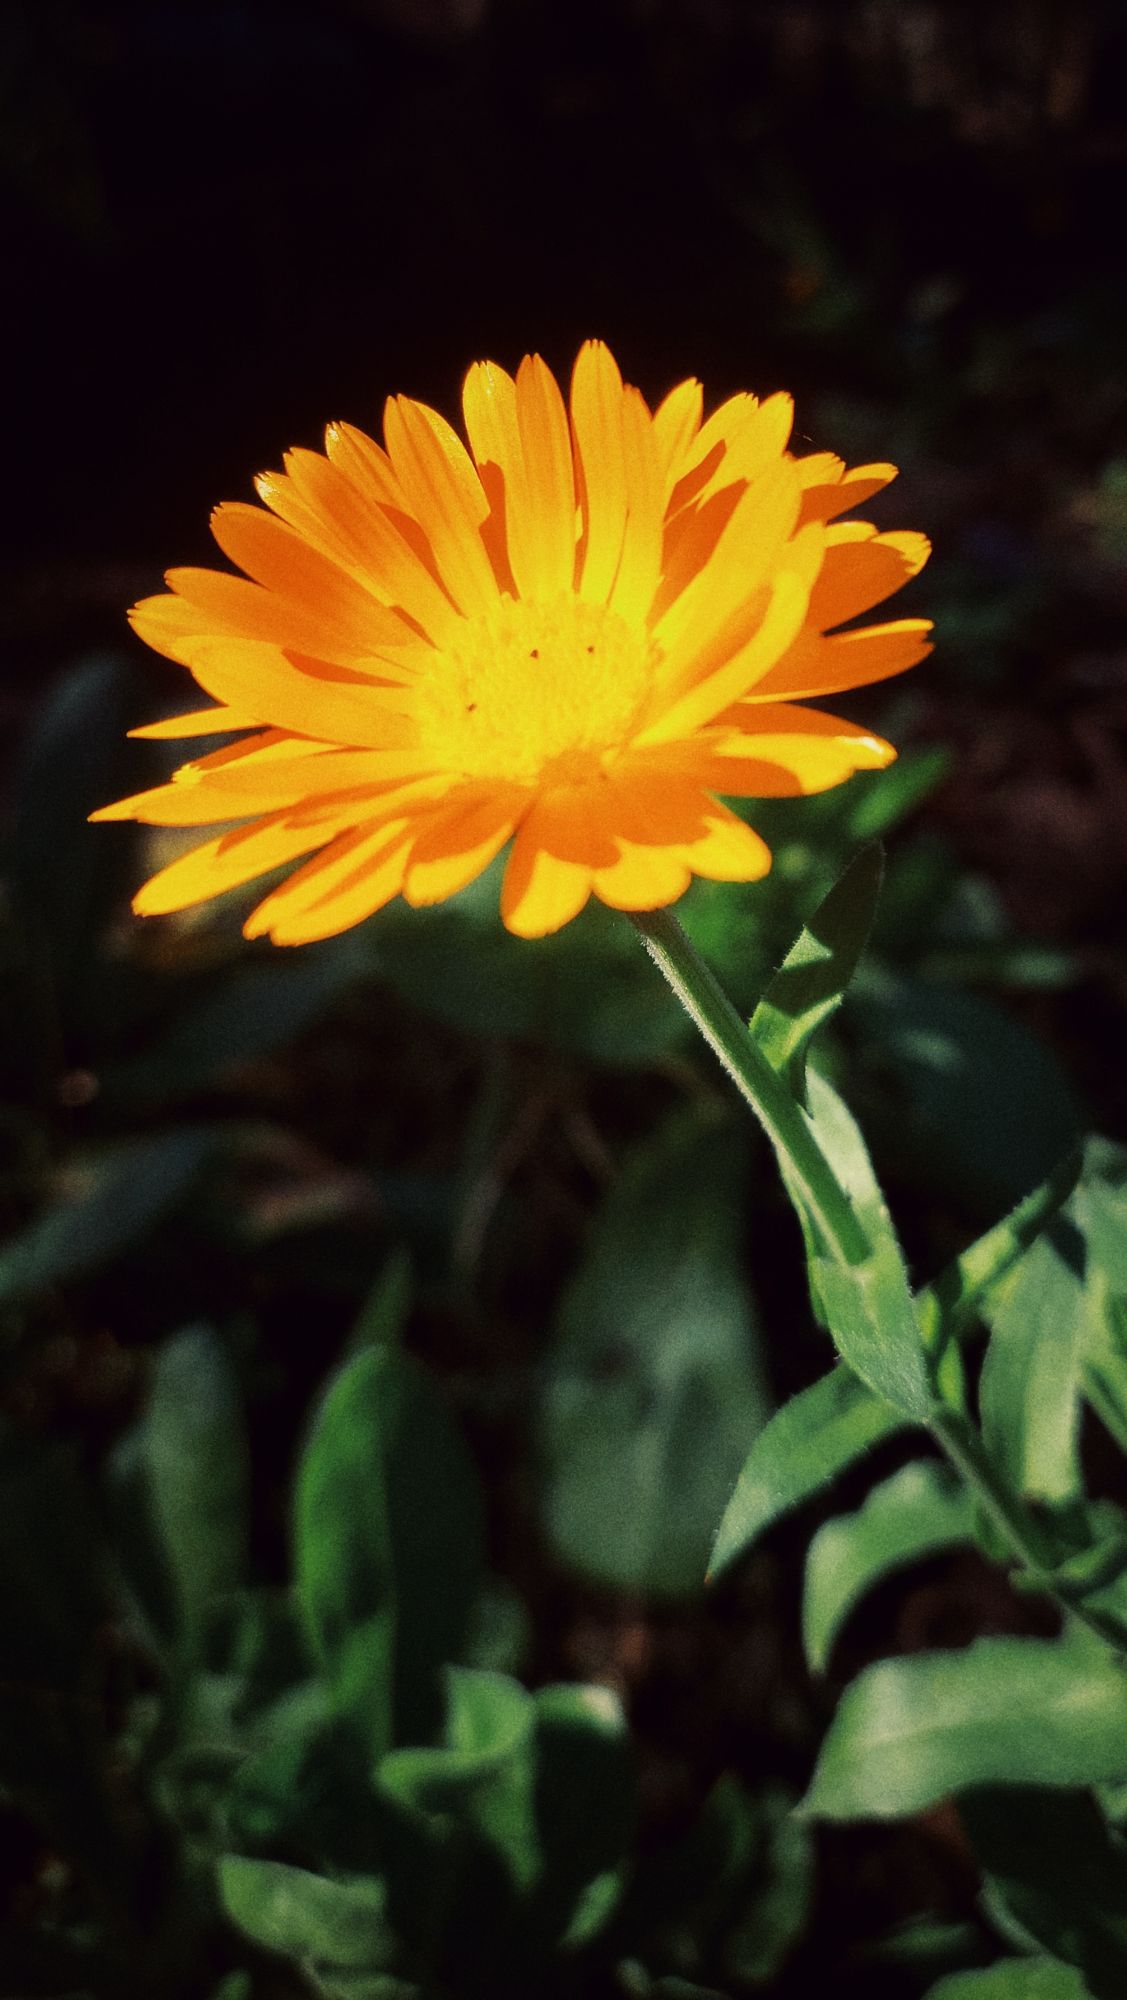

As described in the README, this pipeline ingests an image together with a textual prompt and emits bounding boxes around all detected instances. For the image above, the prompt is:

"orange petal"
[175,636,419,749]
[747,617,934,704]
[95,745,447,827]
[652,376,703,494]
[607,386,664,627]
[128,704,256,740]
[500,826,592,938]
[129,592,222,669]
[165,564,386,668]
[209,504,409,657]
[462,359,525,593]
[381,396,498,619]
[132,815,340,917]
[797,459,898,526]
[402,790,520,907]
[806,525,930,632]
[643,542,817,743]
[254,449,462,647]
[570,340,630,606]
[652,456,804,668]
[592,840,691,911]
[323,420,405,509]
[512,353,577,600]
[243,820,412,944]
[673,805,772,882]
[668,391,793,519]
[705,701,896,794]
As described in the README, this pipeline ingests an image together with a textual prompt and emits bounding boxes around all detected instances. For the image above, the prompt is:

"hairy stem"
[630,907,869,1267]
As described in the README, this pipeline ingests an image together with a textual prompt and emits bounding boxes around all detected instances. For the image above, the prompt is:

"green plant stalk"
[630,908,869,1266]
[633,906,1127,1657]
[933,1409,1127,1655]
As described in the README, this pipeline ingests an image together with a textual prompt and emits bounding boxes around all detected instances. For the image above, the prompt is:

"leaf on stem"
[979,1220,1091,1505]
[802,1460,974,1673]
[749,844,883,1095]
[709,1363,910,1580]
[800,1070,933,1418]
[802,1637,1127,1821]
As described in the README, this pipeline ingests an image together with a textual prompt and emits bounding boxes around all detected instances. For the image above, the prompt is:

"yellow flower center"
[414,593,654,787]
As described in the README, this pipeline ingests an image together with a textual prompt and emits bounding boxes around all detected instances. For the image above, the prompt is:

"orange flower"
[94,342,931,942]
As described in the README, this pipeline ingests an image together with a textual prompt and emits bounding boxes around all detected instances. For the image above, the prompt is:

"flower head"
[95,342,931,942]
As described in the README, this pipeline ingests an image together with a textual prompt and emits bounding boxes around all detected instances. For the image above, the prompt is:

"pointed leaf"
[801,1070,933,1418]
[750,845,883,1091]
[803,1461,974,1672]
[916,1149,1083,1352]
[141,1324,249,1641]
[377,1667,538,1888]
[979,1219,1090,1504]
[219,1857,398,1992]
[803,1638,1127,1821]
[294,1347,484,1761]
[709,1364,910,1579]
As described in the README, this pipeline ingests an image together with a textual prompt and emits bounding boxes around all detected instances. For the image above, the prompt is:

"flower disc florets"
[416,594,653,788]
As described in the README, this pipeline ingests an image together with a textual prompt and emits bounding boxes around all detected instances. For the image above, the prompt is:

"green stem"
[934,1408,1127,1655]
[630,907,869,1267]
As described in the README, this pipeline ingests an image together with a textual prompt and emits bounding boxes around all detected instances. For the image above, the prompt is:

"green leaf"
[0,1127,216,1305]
[750,844,883,1092]
[709,1364,911,1579]
[846,745,952,839]
[802,1638,1127,1821]
[374,1666,540,1970]
[211,1976,253,2000]
[916,1150,1083,1352]
[618,1974,731,2000]
[801,1070,933,1418]
[1075,1146,1127,1292]
[620,1776,809,1992]
[1081,1294,1127,1460]
[803,1461,974,1672]
[219,1857,398,1993]
[377,1668,538,1889]
[540,1108,772,1596]
[346,1249,412,1354]
[925,1963,1091,1999]
[140,1324,250,1643]
[979,1220,1090,1504]
[722,1787,814,1984]
[962,1787,1127,2000]
[529,1683,634,1947]
[294,1347,485,1761]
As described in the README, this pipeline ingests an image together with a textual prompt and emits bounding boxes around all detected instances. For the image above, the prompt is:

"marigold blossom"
[94,342,932,942]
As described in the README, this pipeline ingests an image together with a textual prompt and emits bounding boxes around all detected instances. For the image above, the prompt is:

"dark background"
[3,3,1127,1995]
